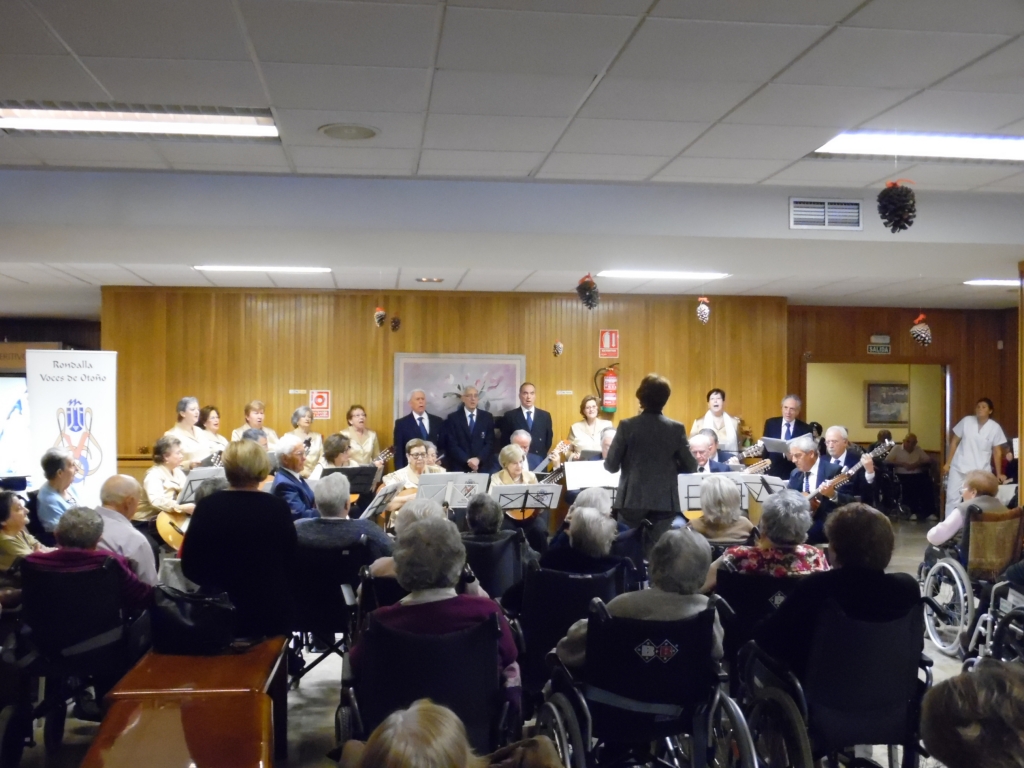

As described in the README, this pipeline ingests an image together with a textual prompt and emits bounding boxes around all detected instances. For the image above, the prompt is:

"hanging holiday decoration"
[696,296,710,325]
[576,273,600,310]
[877,180,916,233]
[553,341,564,357]
[374,307,386,327]
[390,316,401,332]
[910,313,932,347]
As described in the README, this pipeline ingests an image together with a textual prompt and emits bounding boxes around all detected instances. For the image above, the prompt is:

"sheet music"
[490,483,563,510]
[176,466,226,504]
[564,461,620,491]
[759,437,795,454]
[417,472,490,507]
[361,482,403,520]
[677,471,781,511]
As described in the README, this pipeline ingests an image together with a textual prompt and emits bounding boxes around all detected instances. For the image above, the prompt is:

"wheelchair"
[959,580,1024,668]
[535,597,755,768]
[736,599,933,768]
[918,504,1024,657]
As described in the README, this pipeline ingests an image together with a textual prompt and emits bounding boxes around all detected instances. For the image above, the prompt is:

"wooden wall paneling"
[0,317,101,350]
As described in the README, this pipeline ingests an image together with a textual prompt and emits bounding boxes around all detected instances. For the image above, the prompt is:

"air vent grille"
[790,198,863,231]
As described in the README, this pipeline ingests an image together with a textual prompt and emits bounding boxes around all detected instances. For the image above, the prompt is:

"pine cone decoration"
[576,273,600,309]
[911,313,932,347]
[553,341,564,357]
[390,316,401,332]
[697,296,710,325]
[374,307,386,327]
[877,182,916,233]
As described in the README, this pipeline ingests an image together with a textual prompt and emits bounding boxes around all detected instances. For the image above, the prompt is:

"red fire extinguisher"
[594,364,619,413]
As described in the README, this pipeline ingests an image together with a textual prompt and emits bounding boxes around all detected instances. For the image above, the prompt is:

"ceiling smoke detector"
[318,123,379,141]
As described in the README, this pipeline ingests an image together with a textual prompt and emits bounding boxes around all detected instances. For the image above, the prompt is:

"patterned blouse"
[720,544,830,578]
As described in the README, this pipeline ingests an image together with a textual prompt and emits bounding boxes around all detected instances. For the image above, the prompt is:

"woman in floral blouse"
[702,489,828,592]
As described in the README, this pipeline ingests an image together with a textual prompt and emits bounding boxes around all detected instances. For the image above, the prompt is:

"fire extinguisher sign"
[310,390,331,420]
[599,330,619,359]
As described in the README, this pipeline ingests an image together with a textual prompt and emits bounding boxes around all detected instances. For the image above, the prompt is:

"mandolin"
[741,458,772,475]
[503,441,572,522]
[805,441,894,511]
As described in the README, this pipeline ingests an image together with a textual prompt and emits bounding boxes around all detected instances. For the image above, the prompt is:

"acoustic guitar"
[156,510,191,551]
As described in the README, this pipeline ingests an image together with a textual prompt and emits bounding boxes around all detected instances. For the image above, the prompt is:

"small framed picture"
[865,382,910,426]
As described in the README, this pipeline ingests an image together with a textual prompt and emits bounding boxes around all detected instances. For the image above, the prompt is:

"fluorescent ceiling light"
[194,266,330,273]
[817,131,1024,162]
[0,108,278,138]
[964,279,1020,287]
[597,270,729,280]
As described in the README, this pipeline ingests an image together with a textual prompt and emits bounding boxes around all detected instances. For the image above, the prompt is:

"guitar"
[373,446,394,466]
[806,441,895,511]
[156,510,191,550]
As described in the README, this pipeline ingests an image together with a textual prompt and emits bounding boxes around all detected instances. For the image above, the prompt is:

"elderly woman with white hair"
[556,528,723,669]
[702,490,829,592]
[289,405,323,478]
[349,517,522,712]
[549,487,627,551]
[689,475,755,546]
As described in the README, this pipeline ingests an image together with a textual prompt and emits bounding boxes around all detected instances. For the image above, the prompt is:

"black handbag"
[151,585,237,655]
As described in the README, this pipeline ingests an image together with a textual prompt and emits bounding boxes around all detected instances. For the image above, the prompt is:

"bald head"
[100,474,142,519]
[689,434,712,466]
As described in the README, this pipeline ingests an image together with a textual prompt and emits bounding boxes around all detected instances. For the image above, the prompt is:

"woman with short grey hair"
[54,506,104,549]
[689,475,755,545]
[557,528,723,669]
[549,486,623,551]
[465,493,504,536]
[164,394,211,468]
[568,507,617,558]
[36,447,79,534]
[289,405,323,478]
[349,517,522,712]
[702,490,828,592]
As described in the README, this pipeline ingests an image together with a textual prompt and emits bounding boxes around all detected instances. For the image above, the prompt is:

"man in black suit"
[500,382,553,459]
[443,386,495,473]
[392,389,443,469]
[786,434,853,544]
[689,434,733,474]
[822,425,876,505]
[270,434,318,521]
[697,428,742,467]
[763,394,812,479]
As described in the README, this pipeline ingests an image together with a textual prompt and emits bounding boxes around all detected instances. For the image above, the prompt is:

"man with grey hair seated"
[785,433,854,543]
[95,475,158,586]
[271,433,317,521]
[698,428,741,466]
[297,472,393,561]
[556,528,723,669]
[702,490,829,592]
[25,506,154,611]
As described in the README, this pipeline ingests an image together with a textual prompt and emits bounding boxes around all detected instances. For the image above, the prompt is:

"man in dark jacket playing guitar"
[786,434,853,545]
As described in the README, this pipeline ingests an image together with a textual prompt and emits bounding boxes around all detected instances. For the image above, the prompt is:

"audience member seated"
[549,487,626,550]
[349,518,521,712]
[884,432,935,520]
[462,493,539,568]
[556,528,723,670]
[95,475,158,586]
[921,660,1024,768]
[0,491,52,579]
[271,433,318,521]
[752,503,919,680]
[194,476,230,503]
[688,475,755,546]
[181,440,298,637]
[26,507,153,611]
[299,473,393,562]
[702,490,828,592]
[136,435,194,522]
[926,469,1006,548]
[368,498,447,581]
[37,447,80,533]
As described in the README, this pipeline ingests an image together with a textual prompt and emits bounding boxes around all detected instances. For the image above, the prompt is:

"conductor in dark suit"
[763,395,811,479]
[270,434,318,521]
[500,382,553,458]
[786,434,853,544]
[604,373,697,553]
[443,386,495,473]
[392,389,443,469]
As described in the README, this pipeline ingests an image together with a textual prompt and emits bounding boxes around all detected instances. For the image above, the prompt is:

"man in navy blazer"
[822,425,876,505]
[500,382,554,458]
[785,434,853,544]
[689,434,733,474]
[488,429,554,474]
[443,387,495,473]
[271,434,318,521]
[392,389,444,469]
[763,395,812,479]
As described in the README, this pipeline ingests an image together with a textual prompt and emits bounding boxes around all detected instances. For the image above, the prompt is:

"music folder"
[361,482,403,520]
[323,465,380,495]
[563,461,620,491]
[490,484,563,516]
[177,466,227,505]
[760,437,795,454]
[416,473,490,508]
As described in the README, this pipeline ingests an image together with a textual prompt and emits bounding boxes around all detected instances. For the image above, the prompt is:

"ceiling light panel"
[0,108,278,137]
[817,131,1024,162]
[598,270,729,280]
[964,278,1020,286]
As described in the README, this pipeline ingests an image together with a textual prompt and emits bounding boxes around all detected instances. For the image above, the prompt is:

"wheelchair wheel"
[746,687,812,768]
[922,558,974,657]
[536,693,585,768]
[887,743,921,768]
[43,701,66,753]
[0,705,30,768]
[710,693,756,768]
[335,705,353,747]
[991,607,1024,663]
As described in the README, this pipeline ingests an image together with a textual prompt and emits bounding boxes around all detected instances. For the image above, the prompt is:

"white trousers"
[945,467,965,518]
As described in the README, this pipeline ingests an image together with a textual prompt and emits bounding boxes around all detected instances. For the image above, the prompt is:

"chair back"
[463,530,524,598]
[582,600,719,742]
[965,505,1024,581]
[610,523,648,586]
[802,599,924,750]
[715,570,803,661]
[707,528,760,561]
[356,613,502,754]
[519,565,621,692]
[358,569,409,615]
[294,534,374,634]
[20,556,127,675]
[24,490,55,547]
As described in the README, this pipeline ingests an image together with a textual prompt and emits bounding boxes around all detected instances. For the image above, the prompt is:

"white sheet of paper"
[489,483,563,510]
[564,461,620,491]
[760,437,792,454]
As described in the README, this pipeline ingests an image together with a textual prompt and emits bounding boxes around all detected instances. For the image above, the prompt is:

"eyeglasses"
[409,452,427,459]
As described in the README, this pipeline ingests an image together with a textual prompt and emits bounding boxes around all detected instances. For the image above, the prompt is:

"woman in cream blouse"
[568,395,614,455]
[165,396,211,468]
[230,400,280,447]
[137,435,195,521]
[690,388,741,454]
[490,444,538,487]
[309,433,360,481]
[290,405,323,479]
[341,404,382,466]
[198,405,229,453]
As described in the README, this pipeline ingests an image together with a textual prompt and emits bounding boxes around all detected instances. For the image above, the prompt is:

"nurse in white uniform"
[943,397,1007,518]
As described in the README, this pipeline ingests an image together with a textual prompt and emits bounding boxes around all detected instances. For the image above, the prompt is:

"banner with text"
[26,350,117,504]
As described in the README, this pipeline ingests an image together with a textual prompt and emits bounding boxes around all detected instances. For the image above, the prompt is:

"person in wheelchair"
[556,527,722,670]
[752,503,919,679]
[367,498,445,580]
[925,470,1006,558]
[702,490,828,592]
[0,491,53,581]
[462,493,539,570]
[548,487,626,551]
[921,659,1024,768]
[687,474,755,547]
[349,517,522,713]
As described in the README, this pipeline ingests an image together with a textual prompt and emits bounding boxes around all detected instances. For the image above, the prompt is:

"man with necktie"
[786,434,853,544]
[823,425,876,505]
[392,389,444,469]
[762,394,811,479]
[443,387,495,473]
[270,433,318,521]
[500,382,554,459]
[689,434,732,473]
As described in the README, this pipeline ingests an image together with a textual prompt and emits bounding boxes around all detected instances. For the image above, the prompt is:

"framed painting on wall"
[865,382,910,426]
[394,353,526,421]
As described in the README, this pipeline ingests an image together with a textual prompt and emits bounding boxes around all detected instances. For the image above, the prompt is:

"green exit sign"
[867,344,891,355]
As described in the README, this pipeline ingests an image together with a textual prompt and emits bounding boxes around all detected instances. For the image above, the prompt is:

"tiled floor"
[17,519,962,767]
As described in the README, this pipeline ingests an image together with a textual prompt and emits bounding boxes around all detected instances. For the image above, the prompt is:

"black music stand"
[360,482,403,521]
[177,467,226,504]
[489,484,563,520]
[323,465,381,495]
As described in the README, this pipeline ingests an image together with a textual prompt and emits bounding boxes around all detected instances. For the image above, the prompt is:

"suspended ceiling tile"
[900,162,1022,190]
[0,263,83,285]
[975,170,1024,191]
[13,137,167,169]
[513,270,599,293]
[261,64,430,111]
[556,119,709,156]
[448,0,650,15]
[0,136,42,166]
[331,268,400,291]
[682,124,841,160]
[725,84,915,128]
[536,152,670,180]
[654,157,790,182]
[940,37,1024,94]
[260,271,336,289]
[429,71,593,118]
[275,110,425,149]
[456,269,535,291]
[121,264,212,287]
[861,89,1024,133]
[580,78,759,122]
[652,0,864,25]
[155,142,291,170]
[46,263,149,286]
[846,0,1024,35]
[0,2,66,55]
[396,268,469,290]
[418,150,543,177]
[0,54,109,102]
[423,114,566,152]
[763,159,916,186]
[289,146,417,174]
[199,271,276,288]
[81,58,269,106]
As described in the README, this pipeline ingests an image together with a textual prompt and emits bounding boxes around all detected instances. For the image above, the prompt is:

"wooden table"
[81,694,272,768]
[107,636,288,760]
